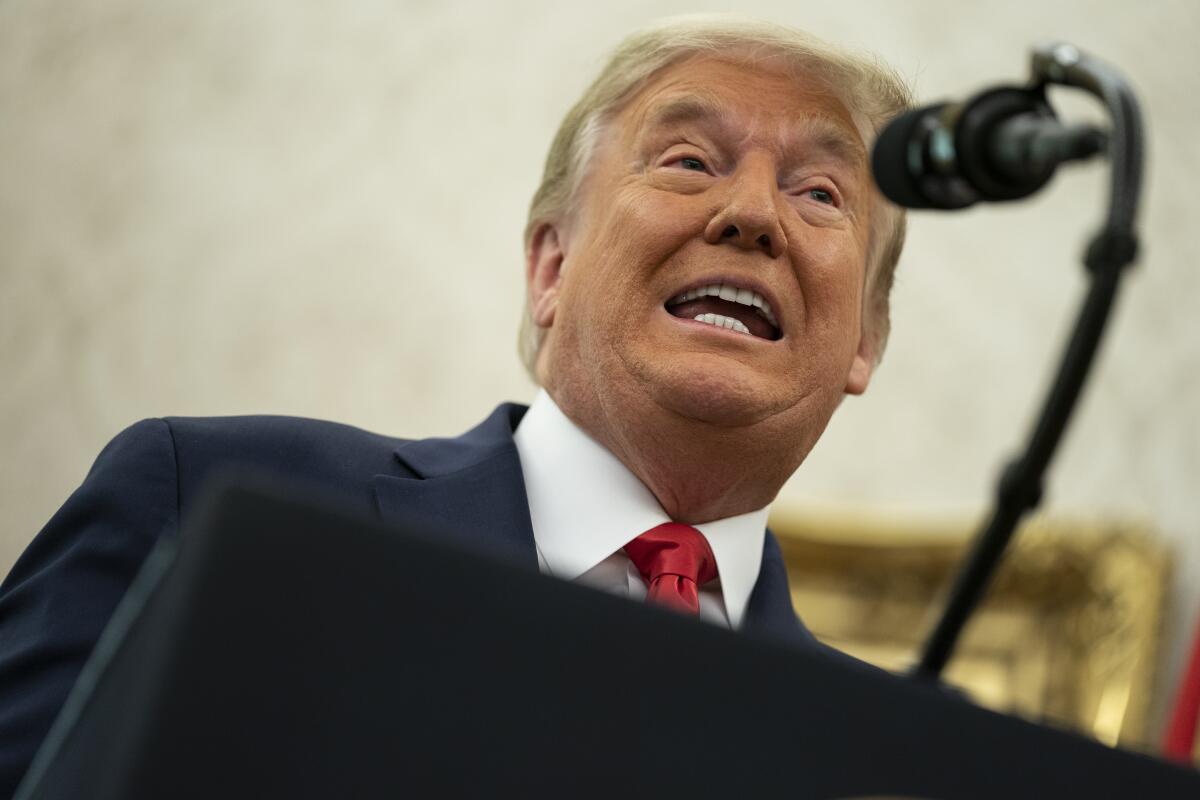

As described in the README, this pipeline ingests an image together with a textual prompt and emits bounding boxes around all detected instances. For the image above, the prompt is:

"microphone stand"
[911,43,1146,683]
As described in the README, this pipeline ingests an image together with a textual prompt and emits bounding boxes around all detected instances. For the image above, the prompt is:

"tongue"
[667,297,780,340]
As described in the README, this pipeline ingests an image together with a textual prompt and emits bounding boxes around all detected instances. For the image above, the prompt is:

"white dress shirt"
[513,390,769,629]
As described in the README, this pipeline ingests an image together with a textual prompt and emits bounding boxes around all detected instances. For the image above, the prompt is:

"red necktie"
[623,522,717,616]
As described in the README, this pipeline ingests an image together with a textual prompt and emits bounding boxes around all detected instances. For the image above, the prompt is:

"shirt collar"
[513,390,768,628]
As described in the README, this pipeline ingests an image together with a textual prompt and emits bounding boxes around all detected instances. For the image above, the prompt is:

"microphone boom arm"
[912,43,1145,683]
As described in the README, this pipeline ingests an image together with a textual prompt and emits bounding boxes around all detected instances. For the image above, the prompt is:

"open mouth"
[664,282,781,340]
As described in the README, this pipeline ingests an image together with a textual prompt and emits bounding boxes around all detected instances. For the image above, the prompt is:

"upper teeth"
[669,283,779,328]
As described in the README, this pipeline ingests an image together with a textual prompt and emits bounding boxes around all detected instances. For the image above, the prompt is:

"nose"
[703,161,786,258]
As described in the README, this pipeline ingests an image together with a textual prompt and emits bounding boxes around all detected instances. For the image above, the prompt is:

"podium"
[16,479,1200,799]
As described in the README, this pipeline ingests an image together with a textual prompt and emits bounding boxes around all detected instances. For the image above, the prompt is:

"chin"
[636,355,792,428]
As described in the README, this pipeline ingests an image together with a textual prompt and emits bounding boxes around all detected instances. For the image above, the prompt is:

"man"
[0,15,911,797]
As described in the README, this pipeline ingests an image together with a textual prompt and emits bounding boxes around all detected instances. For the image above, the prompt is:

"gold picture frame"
[769,508,1170,750]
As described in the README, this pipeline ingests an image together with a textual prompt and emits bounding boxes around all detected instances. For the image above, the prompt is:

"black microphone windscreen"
[872,107,935,209]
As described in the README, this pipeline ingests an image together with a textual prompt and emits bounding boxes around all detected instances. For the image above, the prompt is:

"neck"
[545,382,815,525]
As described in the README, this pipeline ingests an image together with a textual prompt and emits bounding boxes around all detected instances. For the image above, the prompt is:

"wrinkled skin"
[527,54,877,524]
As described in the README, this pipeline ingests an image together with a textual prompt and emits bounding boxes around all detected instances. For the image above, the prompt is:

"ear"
[843,330,876,396]
[526,222,567,328]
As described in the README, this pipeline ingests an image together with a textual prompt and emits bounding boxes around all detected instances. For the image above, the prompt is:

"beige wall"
[3,0,1198,732]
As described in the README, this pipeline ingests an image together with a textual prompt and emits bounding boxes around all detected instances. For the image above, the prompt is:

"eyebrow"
[788,115,868,172]
[643,93,737,131]
[641,91,867,171]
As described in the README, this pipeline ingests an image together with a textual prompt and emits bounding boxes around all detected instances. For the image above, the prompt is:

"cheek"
[592,183,709,263]
[791,235,868,350]
[640,190,714,247]
[563,187,707,311]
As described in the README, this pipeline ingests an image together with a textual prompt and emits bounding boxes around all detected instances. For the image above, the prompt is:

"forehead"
[614,54,866,165]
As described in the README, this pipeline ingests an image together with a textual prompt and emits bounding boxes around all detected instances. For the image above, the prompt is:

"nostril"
[756,234,771,250]
[721,225,739,239]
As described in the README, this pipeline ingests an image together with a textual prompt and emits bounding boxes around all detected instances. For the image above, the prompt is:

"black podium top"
[17,478,1200,799]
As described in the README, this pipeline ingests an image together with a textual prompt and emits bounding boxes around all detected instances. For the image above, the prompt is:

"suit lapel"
[372,404,537,569]
[742,530,817,646]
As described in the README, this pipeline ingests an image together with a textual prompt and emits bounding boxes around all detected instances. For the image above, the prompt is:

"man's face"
[531,54,876,451]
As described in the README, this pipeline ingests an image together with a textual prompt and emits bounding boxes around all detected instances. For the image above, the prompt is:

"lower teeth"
[693,313,750,335]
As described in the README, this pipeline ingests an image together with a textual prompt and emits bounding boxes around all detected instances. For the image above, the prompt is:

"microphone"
[872,85,1107,210]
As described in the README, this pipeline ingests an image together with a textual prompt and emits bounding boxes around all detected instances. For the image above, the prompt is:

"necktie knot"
[623,522,717,615]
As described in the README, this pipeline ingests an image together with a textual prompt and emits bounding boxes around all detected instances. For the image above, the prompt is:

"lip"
[662,274,786,340]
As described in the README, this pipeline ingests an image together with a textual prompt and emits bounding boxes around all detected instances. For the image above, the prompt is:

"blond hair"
[519,14,913,381]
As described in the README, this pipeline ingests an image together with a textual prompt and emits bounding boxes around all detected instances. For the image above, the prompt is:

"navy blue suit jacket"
[0,403,813,797]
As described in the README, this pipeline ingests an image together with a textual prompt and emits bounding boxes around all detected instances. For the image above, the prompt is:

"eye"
[808,188,835,205]
[678,156,707,171]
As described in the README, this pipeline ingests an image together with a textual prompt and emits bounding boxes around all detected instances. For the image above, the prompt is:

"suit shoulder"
[161,414,410,454]
[157,414,413,504]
